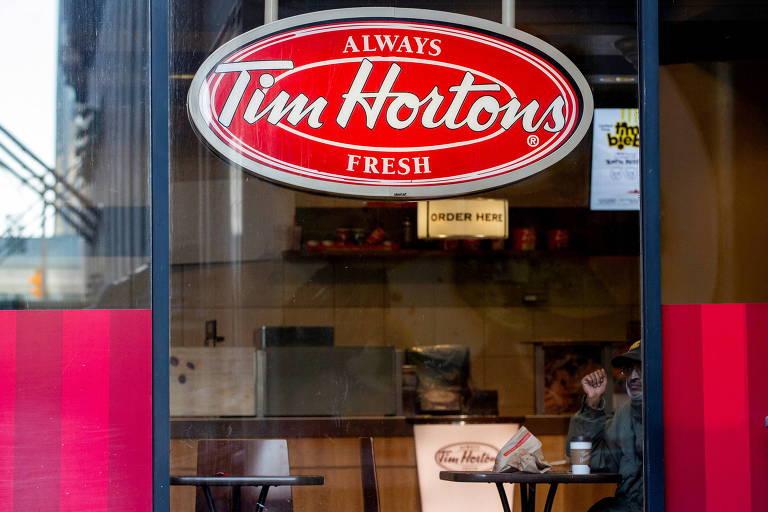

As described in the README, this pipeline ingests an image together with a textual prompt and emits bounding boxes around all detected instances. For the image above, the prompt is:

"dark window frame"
[149,0,665,509]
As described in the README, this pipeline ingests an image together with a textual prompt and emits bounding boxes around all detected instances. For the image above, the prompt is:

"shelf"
[170,415,525,439]
[283,249,587,260]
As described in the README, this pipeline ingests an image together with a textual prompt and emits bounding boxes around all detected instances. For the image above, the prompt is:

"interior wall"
[170,254,639,416]
[660,62,768,304]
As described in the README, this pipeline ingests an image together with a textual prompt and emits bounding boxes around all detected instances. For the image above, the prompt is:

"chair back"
[359,437,380,512]
[195,439,293,512]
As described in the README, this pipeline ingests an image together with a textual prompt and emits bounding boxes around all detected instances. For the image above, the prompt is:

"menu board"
[590,108,640,210]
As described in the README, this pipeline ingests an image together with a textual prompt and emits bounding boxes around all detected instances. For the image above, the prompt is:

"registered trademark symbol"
[527,135,540,147]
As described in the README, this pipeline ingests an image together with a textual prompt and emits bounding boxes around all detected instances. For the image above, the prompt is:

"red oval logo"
[188,8,593,198]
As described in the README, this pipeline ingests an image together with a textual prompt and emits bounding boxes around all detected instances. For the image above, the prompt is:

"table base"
[495,482,560,512]
[198,484,274,512]
[199,484,273,512]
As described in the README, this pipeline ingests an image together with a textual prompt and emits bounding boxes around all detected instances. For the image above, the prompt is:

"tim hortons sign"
[188,8,594,199]
[434,442,499,471]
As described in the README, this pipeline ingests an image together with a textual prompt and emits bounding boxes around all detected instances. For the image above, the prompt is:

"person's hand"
[581,368,607,409]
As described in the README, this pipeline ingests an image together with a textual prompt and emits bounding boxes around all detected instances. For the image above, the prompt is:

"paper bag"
[493,426,551,473]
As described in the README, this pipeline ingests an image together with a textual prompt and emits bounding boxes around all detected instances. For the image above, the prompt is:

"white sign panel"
[417,199,509,239]
[414,423,519,512]
[590,108,640,210]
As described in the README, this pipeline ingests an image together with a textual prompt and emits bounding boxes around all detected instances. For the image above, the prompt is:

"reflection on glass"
[168,2,641,512]
[0,0,150,310]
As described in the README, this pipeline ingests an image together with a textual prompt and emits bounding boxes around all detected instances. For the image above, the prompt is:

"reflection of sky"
[0,2,58,233]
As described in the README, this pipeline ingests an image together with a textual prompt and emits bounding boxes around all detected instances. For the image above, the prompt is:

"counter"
[171,415,525,439]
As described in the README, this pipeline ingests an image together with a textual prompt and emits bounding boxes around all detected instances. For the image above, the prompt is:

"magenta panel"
[0,310,152,512]
[60,310,111,511]
[746,304,768,509]
[662,304,705,512]
[14,311,62,509]
[108,310,153,511]
[0,311,17,508]
[664,303,767,511]
[700,304,751,510]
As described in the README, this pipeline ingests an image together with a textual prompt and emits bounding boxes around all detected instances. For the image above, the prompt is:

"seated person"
[567,341,642,512]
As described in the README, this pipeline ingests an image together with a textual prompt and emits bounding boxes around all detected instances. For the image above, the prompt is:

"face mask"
[626,375,643,401]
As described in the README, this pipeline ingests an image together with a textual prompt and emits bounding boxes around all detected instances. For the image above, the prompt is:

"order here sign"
[417,199,508,239]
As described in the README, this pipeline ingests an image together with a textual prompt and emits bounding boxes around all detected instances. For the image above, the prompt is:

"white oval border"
[187,7,594,199]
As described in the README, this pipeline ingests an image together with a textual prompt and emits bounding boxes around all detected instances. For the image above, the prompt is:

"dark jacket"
[567,398,643,512]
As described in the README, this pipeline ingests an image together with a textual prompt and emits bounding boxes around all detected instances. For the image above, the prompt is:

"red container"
[547,229,570,250]
[513,228,537,251]
[335,227,351,244]
[462,239,482,251]
[366,227,387,246]
[441,239,459,251]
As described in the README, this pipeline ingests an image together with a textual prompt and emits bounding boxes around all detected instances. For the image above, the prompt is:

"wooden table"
[170,475,324,512]
[440,471,620,512]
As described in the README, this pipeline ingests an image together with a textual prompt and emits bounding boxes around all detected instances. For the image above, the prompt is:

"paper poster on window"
[590,108,640,210]
[414,423,520,512]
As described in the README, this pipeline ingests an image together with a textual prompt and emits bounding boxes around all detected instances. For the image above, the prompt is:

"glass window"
[169,2,641,512]
[0,0,151,310]
[0,1,152,509]
[659,1,768,510]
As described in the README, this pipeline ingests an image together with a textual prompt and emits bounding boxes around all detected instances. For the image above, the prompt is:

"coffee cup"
[570,437,592,474]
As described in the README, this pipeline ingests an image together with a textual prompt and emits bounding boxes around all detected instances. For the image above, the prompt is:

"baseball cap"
[611,340,641,368]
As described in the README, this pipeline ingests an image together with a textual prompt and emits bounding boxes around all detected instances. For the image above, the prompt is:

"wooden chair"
[359,437,380,512]
[195,439,293,512]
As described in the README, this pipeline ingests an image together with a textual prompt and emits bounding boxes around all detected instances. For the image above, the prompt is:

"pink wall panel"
[661,304,705,512]
[0,311,17,509]
[60,310,111,511]
[0,310,152,512]
[663,303,768,512]
[108,310,153,511]
[14,311,63,509]
[700,304,751,509]
[746,305,768,509]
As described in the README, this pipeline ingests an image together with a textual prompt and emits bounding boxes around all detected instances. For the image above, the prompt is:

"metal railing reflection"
[0,123,99,244]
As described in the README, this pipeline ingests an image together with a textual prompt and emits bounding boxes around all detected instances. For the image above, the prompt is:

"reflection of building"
[0,235,85,305]
[56,0,150,306]
[0,119,92,304]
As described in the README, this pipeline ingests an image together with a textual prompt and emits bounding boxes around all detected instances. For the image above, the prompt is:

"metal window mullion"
[150,0,170,509]
[639,0,664,511]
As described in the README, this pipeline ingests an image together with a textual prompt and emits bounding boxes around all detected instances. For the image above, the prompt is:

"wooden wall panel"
[288,438,359,468]
[170,440,198,511]
[378,467,421,512]
[291,468,362,512]
[288,437,418,512]
[170,434,610,512]
[370,437,417,466]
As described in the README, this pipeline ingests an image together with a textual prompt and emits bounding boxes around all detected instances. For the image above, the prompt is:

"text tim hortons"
[188,10,593,198]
